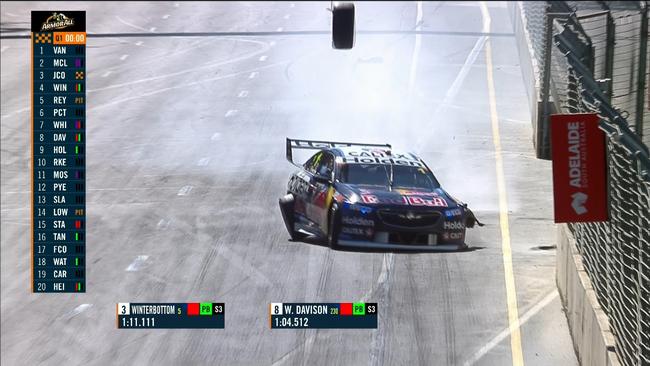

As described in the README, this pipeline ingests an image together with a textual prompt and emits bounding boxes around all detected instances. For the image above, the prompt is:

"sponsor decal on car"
[442,231,464,240]
[342,151,424,167]
[344,202,374,214]
[361,194,380,204]
[406,196,448,207]
[443,221,465,230]
[445,208,463,217]
[395,189,438,196]
[342,216,375,227]
[341,227,373,236]
[360,194,448,207]
[333,192,346,203]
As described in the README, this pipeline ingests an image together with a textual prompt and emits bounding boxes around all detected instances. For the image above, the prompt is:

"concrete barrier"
[556,224,621,366]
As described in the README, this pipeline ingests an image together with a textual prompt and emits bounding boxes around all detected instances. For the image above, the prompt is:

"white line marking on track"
[224,109,238,117]
[480,2,524,366]
[115,16,150,32]
[1,46,8,53]
[120,54,129,61]
[210,132,221,141]
[276,27,284,32]
[87,38,271,93]
[284,14,291,19]
[197,157,210,166]
[149,27,157,32]
[135,41,144,46]
[89,62,285,112]
[162,14,170,19]
[174,2,180,7]
[249,71,259,79]
[289,3,295,7]
[414,4,488,150]
[1,221,30,226]
[259,55,268,61]
[157,219,171,229]
[102,71,112,78]
[238,90,249,98]
[177,185,193,196]
[65,304,93,320]
[1,107,29,119]
[269,41,276,47]
[125,255,149,272]
[463,291,558,366]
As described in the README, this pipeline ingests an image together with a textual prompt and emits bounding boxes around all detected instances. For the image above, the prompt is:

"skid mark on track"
[439,256,457,365]
[217,245,272,286]
[271,249,333,366]
[406,259,426,366]
[369,253,394,366]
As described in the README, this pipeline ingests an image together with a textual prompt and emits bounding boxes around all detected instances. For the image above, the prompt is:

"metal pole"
[539,11,557,160]
[605,11,615,99]
[634,4,648,139]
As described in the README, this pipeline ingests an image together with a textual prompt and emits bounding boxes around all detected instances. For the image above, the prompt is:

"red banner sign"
[551,113,608,223]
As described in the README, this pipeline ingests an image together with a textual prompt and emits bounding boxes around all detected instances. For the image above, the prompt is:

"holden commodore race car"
[279,138,483,251]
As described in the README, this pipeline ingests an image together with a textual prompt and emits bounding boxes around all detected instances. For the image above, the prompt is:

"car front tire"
[327,203,341,248]
[279,193,306,241]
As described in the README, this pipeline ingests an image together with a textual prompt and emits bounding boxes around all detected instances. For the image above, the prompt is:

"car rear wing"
[286,138,391,166]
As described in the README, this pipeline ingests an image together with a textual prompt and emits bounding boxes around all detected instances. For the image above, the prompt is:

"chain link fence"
[551,12,650,366]
[511,1,650,156]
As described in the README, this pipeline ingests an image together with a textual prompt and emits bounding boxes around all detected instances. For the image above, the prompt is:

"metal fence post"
[605,12,615,98]
[635,4,648,140]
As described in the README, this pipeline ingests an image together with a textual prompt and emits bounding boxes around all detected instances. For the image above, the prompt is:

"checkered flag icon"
[75,71,84,80]
[35,33,52,44]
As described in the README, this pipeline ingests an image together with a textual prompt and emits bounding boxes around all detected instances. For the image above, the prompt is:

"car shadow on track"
[288,236,486,254]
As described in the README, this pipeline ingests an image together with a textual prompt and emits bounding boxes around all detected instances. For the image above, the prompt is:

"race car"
[279,138,483,251]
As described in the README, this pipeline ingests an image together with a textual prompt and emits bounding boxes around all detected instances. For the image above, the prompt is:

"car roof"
[329,146,424,167]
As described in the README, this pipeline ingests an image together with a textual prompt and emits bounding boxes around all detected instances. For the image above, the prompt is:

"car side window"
[317,153,334,178]
[304,152,322,174]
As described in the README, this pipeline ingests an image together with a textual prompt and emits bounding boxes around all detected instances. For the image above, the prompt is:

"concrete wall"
[507,1,540,152]
[556,224,621,366]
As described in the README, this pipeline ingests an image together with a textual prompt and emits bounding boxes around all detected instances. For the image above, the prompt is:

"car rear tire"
[279,193,306,241]
[327,203,341,248]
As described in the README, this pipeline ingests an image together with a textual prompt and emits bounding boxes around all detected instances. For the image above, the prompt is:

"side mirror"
[332,2,355,49]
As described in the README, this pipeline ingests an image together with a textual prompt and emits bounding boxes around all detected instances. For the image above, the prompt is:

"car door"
[290,152,321,222]
[309,152,335,231]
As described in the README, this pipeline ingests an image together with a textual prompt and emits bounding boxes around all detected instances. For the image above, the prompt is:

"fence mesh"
[516,1,649,156]
[520,1,550,87]
[550,13,650,366]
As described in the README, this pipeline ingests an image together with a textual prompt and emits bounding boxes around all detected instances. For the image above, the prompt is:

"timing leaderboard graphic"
[117,303,225,329]
[31,11,86,293]
[270,303,378,328]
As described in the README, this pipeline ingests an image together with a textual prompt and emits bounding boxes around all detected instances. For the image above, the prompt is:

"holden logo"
[443,221,465,230]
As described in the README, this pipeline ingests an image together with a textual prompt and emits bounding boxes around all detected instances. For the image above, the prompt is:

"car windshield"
[339,164,439,190]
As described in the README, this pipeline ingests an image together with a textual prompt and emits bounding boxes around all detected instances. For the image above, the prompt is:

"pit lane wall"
[556,224,621,366]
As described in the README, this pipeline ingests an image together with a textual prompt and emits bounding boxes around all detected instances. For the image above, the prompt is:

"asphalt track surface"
[1,2,579,365]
